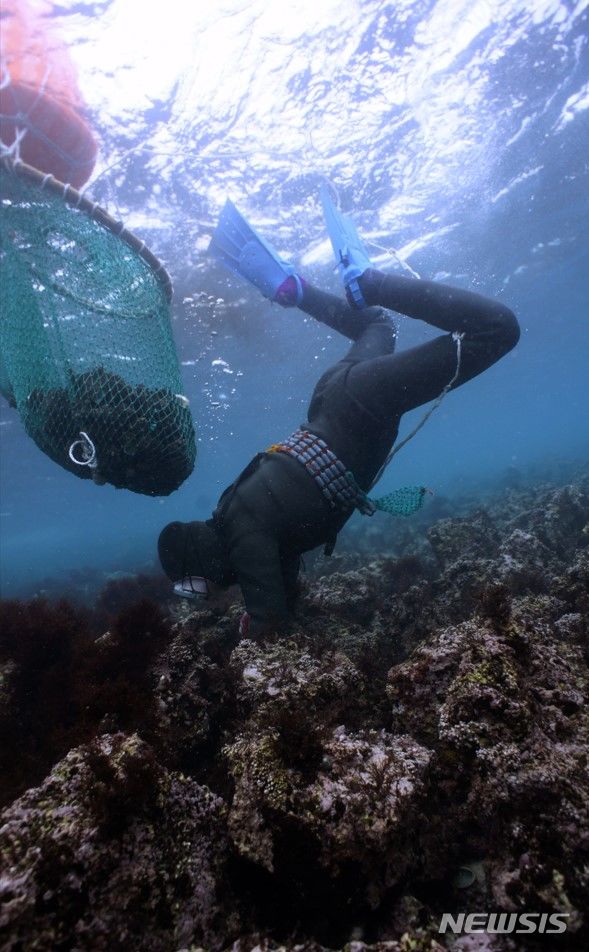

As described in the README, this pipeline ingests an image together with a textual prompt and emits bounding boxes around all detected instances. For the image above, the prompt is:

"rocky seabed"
[1,473,588,951]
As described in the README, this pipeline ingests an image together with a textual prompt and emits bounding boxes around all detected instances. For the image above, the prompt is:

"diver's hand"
[238,612,288,642]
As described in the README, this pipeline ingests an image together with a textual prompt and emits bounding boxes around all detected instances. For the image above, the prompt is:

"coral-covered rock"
[224,640,368,871]
[222,638,434,911]
[428,510,501,569]
[0,596,172,807]
[229,638,363,716]
[303,727,432,878]
[307,568,377,623]
[0,733,237,951]
[2,470,589,950]
[386,590,589,940]
[552,550,589,614]
[494,528,554,590]
[507,484,589,557]
[152,622,216,763]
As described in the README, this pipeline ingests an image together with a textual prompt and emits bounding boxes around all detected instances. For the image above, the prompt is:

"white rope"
[369,331,465,491]
[68,431,97,469]
[0,125,27,162]
[366,240,422,279]
[0,63,52,164]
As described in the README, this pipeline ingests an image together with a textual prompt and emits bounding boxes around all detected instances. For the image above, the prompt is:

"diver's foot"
[320,185,373,308]
[354,268,385,309]
[339,245,373,309]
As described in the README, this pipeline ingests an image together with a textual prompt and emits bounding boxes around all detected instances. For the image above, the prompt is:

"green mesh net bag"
[0,160,196,495]
[368,485,431,515]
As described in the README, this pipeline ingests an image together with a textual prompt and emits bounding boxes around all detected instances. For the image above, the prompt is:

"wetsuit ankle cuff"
[274,275,307,307]
[357,269,383,306]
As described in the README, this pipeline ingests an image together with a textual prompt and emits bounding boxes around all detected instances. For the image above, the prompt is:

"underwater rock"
[307,564,380,623]
[226,939,444,952]
[2,470,589,949]
[505,484,589,558]
[386,588,589,936]
[494,528,554,590]
[229,637,363,716]
[302,727,432,882]
[224,639,367,871]
[0,595,172,808]
[0,733,237,951]
[552,550,589,616]
[152,624,215,764]
[427,510,501,569]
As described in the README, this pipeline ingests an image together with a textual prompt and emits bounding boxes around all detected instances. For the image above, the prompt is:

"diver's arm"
[281,552,301,612]
[229,531,292,634]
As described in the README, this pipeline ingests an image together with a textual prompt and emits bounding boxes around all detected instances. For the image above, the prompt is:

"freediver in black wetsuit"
[158,197,519,638]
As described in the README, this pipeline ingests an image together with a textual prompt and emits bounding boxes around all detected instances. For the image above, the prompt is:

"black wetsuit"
[211,270,520,627]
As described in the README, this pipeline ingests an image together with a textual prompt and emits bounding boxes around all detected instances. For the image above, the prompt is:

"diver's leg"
[357,269,514,330]
[296,282,397,361]
[340,270,519,418]
[339,320,398,361]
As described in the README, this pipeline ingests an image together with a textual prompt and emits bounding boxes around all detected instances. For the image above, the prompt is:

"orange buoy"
[0,0,97,187]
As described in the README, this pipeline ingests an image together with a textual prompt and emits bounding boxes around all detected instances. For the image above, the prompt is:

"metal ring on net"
[68,431,97,468]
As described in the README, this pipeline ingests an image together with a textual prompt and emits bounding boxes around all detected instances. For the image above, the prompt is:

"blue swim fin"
[320,185,373,308]
[208,199,303,304]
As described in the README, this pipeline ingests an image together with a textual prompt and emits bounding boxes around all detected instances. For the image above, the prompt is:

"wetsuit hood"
[158,519,232,586]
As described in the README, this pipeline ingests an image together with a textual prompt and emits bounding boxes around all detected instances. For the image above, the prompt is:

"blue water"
[1,0,588,598]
